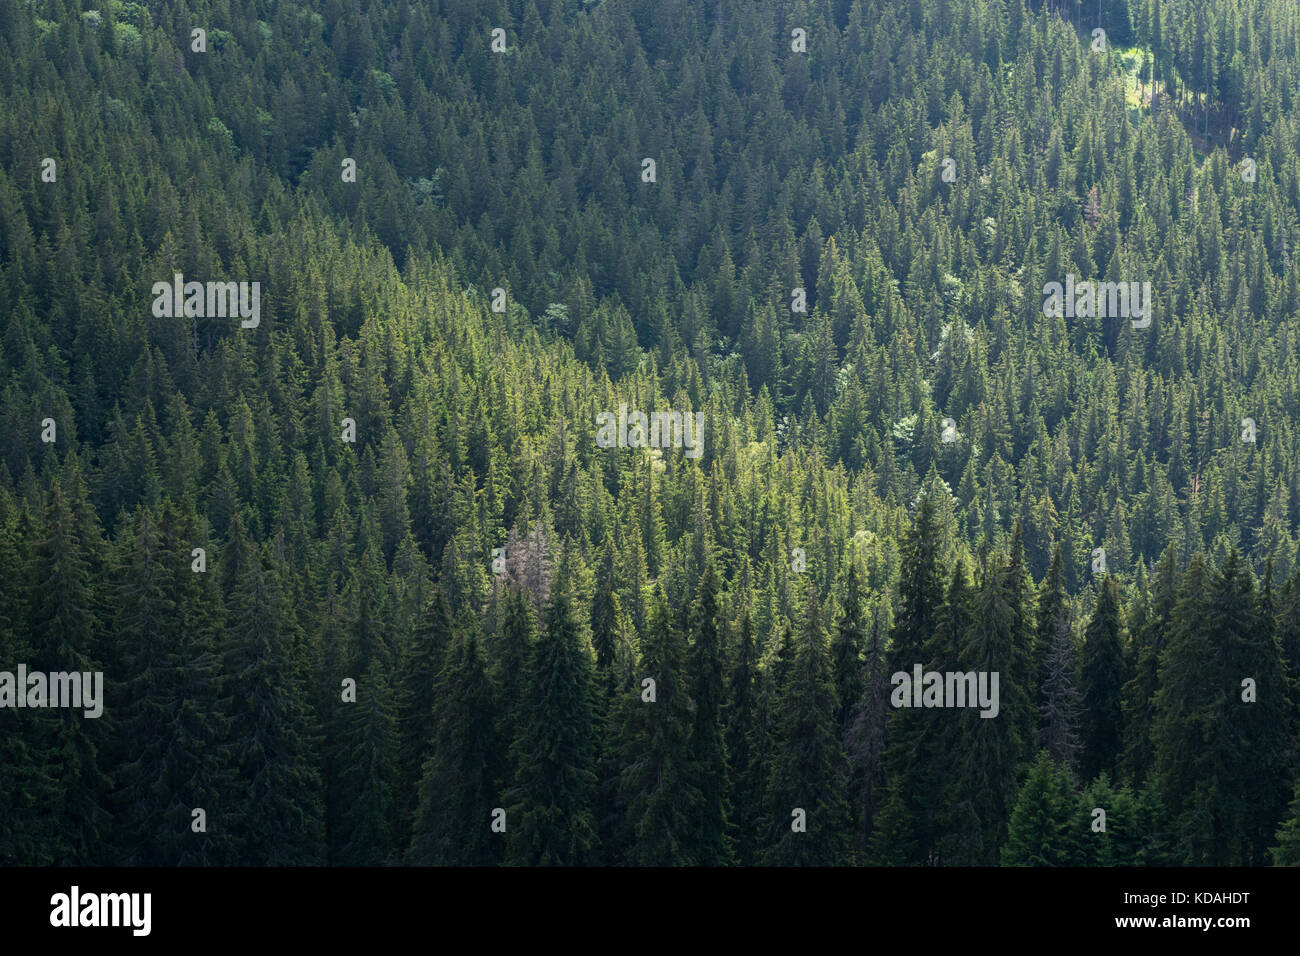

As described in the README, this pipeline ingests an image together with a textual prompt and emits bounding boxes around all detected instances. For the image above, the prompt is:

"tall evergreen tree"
[831,560,867,733]
[1001,751,1082,866]
[873,558,972,865]
[590,543,621,702]
[393,582,455,853]
[724,606,760,865]
[221,515,324,864]
[505,572,599,866]
[1272,779,1300,866]
[611,585,701,866]
[1080,576,1127,783]
[1121,548,1178,786]
[948,549,1032,864]
[687,561,733,865]
[112,503,234,864]
[890,488,947,675]
[761,590,853,865]
[1034,547,1068,699]
[333,656,397,865]
[408,631,502,865]
[1154,552,1290,864]
[28,482,111,864]
[845,604,891,856]
[0,489,48,864]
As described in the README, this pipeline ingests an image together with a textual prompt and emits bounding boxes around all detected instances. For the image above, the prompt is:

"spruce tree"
[831,560,867,733]
[1277,565,1300,768]
[890,488,946,675]
[612,585,700,866]
[845,604,891,856]
[590,543,621,702]
[948,550,1030,864]
[1034,546,1068,699]
[505,571,599,866]
[760,590,853,865]
[687,561,733,865]
[1001,751,1081,866]
[873,558,972,865]
[492,585,536,756]
[110,506,179,864]
[394,583,454,852]
[0,489,47,864]
[1038,610,1082,775]
[1120,548,1178,786]
[112,502,234,864]
[749,619,795,829]
[1214,553,1291,863]
[28,482,111,864]
[1154,552,1290,864]
[1271,779,1300,866]
[1078,774,1147,866]
[1080,576,1127,783]
[166,500,235,865]
[724,606,760,865]
[408,631,502,865]
[333,657,397,865]
[221,516,324,865]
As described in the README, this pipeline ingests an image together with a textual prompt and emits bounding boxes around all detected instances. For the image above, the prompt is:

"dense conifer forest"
[2,0,1300,866]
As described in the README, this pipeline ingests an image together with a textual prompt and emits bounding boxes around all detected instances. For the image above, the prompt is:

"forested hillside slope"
[1,0,1299,866]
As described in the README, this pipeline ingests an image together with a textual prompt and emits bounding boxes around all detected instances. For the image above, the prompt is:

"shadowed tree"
[408,631,502,865]
[687,561,733,865]
[611,585,700,866]
[761,590,853,865]
[1080,576,1126,784]
[505,569,598,866]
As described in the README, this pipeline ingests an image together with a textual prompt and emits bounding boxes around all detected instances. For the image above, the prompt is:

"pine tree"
[687,561,733,865]
[408,631,502,865]
[505,572,599,866]
[28,482,111,864]
[221,516,324,864]
[1001,751,1082,866]
[1121,548,1178,786]
[394,583,454,851]
[760,590,852,865]
[831,560,867,733]
[724,606,760,865]
[1272,779,1300,866]
[1080,576,1127,783]
[873,558,972,865]
[611,585,700,866]
[845,604,891,856]
[333,657,397,865]
[1154,552,1290,864]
